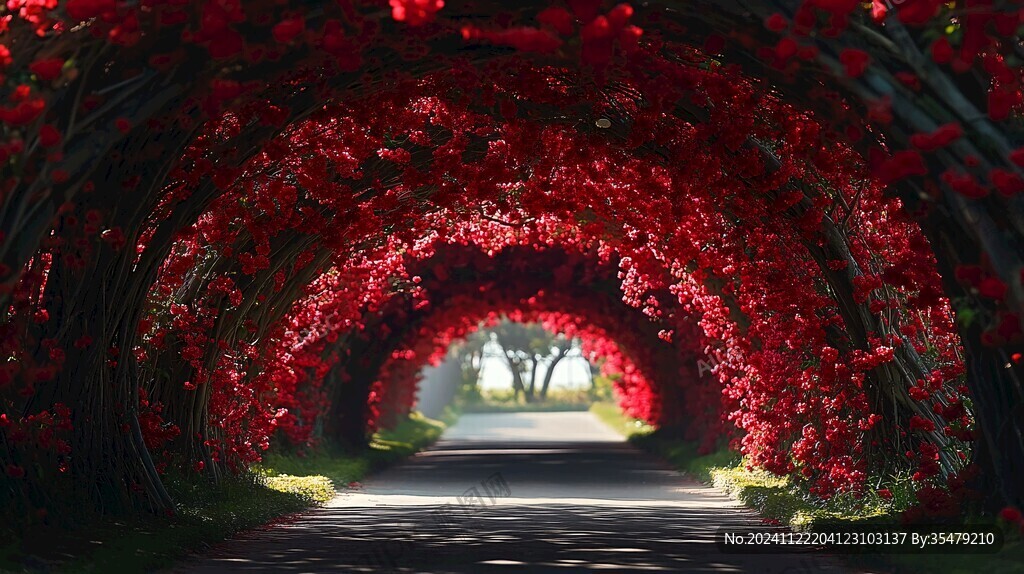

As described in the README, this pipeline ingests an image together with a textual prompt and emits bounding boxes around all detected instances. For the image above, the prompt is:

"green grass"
[259,410,450,488]
[1,411,453,573]
[462,401,592,413]
[263,475,336,504]
[631,429,906,529]
[589,401,655,437]
[592,399,899,530]
[460,389,598,413]
[595,402,1024,574]
[0,474,320,574]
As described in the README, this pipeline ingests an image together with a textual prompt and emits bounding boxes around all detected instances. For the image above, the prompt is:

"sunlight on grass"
[3,411,453,573]
[259,410,449,491]
[589,402,654,438]
[461,389,597,413]
[623,424,1023,574]
[631,429,899,529]
[263,475,335,505]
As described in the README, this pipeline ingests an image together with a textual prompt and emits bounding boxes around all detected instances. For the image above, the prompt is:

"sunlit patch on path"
[173,413,863,573]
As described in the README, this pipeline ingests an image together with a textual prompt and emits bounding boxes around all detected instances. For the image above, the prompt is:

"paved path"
[174,412,864,573]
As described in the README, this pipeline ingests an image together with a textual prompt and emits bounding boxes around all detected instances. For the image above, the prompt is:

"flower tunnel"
[322,239,707,441]
[1,0,1022,530]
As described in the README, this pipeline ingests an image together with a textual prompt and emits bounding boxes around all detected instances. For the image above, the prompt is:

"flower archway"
[1,0,1021,526]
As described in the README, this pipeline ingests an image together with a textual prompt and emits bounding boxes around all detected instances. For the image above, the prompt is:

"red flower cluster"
[1,0,1017,522]
[96,58,969,502]
[389,0,444,27]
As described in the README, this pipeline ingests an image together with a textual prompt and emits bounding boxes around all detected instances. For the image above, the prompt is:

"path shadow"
[173,422,858,573]
[175,502,851,573]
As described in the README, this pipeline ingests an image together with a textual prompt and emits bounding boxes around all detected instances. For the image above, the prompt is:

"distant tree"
[452,329,489,403]
[489,320,581,403]
[539,338,572,401]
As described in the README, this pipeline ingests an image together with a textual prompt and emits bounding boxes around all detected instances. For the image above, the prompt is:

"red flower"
[931,37,953,64]
[775,38,798,61]
[462,26,563,54]
[988,87,1019,122]
[536,7,574,36]
[378,147,411,164]
[619,25,643,54]
[910,123,962,152]
[567,0,602,21]
[875,150,927,184]
[897,0,943,24]
[272,16,305,44]
[1009,148,1024,168]
[5,464,25,479]
[0,98,46,126]
[977,277,1008,300]
[389,0,444,27]
[764,13,788,32]
[39,124,61,148]
[870,0,888,22]
[64,0,116,21]
[941,169,988,199]
[991,168,1024,197]
[607,4,634,31]
[908,386,930,401]
[29,58,65,81]
[999,507,1022,523]
[839,49,870,78]
[909,415,936,433]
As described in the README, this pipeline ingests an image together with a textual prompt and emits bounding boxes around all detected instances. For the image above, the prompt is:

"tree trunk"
[540,344,571,401]
[587,362,599,400]
[526,358,539,402]
[504,351,525,402]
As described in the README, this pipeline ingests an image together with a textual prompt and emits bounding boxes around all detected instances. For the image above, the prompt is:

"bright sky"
[477,341,593,391]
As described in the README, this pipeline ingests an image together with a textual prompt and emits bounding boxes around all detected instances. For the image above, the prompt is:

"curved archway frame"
[1,0,1021,518]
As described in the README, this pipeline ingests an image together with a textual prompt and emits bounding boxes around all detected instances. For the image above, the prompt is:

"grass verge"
[259,410,451,487]
[629,431,896,529]
[461,402,591,413]
[590,402,1024,574]
[458,389,598,413]
[589,401,655,437]
[0,411,452,574]
[592,401,911,528]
